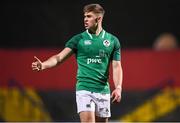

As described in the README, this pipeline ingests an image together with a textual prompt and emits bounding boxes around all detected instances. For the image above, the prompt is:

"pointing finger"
[32,62,37,65]
[112,97,117,103]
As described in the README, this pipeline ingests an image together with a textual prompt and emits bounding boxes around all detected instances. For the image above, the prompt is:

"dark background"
[0,1,180,122]
[1,0,180,48]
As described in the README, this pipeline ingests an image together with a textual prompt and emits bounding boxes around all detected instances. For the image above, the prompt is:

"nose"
[84,17,88,22]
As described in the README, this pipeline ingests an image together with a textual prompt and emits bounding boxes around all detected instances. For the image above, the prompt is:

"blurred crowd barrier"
[0,49,180,122]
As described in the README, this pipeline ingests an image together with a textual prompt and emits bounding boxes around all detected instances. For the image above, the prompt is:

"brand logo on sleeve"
[103,40,110,47]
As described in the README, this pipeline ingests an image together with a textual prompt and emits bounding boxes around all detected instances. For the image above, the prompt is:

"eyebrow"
[84,14,92,17]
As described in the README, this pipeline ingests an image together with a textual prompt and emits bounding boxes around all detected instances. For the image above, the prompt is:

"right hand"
[32,56,43,71]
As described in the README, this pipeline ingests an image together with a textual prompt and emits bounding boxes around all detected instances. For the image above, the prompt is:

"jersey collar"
[86,29,105,39]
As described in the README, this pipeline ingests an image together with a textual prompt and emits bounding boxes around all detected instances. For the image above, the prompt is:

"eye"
[86,15,92,18]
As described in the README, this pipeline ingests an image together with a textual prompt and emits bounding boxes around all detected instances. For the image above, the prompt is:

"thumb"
[34,56,42,63]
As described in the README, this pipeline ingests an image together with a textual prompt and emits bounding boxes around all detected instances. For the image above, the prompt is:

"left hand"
[111,87,122,103]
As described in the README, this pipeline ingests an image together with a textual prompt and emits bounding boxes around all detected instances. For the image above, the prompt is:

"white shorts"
[76,90,111,118]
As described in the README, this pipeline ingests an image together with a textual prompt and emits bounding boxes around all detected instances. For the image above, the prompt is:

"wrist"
[41,63,45,70]
[115,85,122,92]
[116,85,122,89]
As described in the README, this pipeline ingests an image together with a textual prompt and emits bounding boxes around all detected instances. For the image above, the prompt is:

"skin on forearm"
[42,48,73,70]
[112,60,123,89]
[41,55,59,70]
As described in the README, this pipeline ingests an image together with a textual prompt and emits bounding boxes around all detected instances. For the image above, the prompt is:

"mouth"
[84,22,88,27]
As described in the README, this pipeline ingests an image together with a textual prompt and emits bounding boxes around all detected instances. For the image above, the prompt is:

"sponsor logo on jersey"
[87,58,102,64]
[84,40,92,45]
[103,40,110,47]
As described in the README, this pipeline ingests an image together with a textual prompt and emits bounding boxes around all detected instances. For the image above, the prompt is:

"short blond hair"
[83,4,105,16]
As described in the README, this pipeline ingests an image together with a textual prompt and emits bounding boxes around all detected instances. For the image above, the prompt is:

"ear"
[97,16,102,22]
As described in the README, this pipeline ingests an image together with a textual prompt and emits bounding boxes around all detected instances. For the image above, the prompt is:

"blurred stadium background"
[0,0,180,122]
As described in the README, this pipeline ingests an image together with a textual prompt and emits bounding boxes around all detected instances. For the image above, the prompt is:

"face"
[84,12,99,30]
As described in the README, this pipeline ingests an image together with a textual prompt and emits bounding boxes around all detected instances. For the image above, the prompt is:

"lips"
[84,22,88,27]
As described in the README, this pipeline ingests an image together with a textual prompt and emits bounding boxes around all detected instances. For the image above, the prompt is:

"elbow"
[112,60,122,68]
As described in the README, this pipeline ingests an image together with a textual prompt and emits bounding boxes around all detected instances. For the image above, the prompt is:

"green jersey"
[65,30,121,94]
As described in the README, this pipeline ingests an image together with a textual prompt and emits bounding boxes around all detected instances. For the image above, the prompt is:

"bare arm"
[32,47,73,71]
[111,60,123,103]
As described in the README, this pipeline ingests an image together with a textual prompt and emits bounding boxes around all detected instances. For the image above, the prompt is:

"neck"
[88,23,103,36]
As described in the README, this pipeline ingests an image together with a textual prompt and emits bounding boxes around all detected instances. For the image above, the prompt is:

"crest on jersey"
[84,40,92,45]
[103,40,110,47]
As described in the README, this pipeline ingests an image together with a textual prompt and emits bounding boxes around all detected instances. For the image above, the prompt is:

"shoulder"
[105,31,121,49]
[71,32,83,40]
[105,31,120,42]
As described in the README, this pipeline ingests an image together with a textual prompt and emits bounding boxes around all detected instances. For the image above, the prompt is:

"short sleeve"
[112,36,121,61]
[65,34,81,52]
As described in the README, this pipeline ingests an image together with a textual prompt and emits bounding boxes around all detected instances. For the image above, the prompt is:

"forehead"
[84,12,97,16]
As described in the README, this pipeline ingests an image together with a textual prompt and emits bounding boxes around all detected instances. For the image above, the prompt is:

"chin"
[85,26,89,29]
